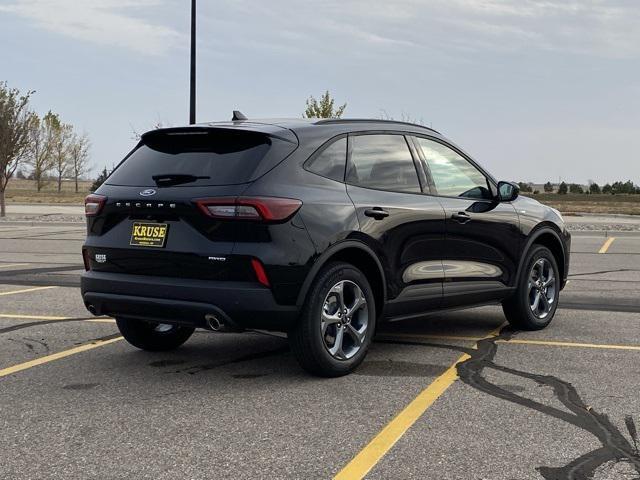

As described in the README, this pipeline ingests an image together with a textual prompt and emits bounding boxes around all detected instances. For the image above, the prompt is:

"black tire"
[503,245,560,330]
[288,262,376,377]
[115,317,195,351]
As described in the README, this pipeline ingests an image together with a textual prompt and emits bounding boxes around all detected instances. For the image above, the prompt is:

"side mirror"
[497,181,519,202]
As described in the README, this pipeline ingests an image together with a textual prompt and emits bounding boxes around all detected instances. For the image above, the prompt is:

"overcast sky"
[1,0,639,184]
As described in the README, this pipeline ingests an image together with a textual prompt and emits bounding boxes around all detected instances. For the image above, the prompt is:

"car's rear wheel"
[115,317,195,351]
[503,245,560,330]
[289,262,376,377]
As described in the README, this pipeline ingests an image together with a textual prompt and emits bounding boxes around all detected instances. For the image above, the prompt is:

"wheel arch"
[296,241,387,316]
[517,226,567,288]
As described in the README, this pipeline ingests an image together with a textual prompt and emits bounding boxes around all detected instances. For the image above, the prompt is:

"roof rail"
[314,118,439,134]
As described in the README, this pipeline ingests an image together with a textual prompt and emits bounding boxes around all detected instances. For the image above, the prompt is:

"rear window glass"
[107,130,296,187]
[305,137,347,181]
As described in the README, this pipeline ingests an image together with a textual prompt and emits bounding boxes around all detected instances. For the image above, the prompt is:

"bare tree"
[52,122,72,192]
[27,111,58,192]
[131,119,167,141]
[69,132,91,192]
[379,109,427,126]
[0,82,34,217]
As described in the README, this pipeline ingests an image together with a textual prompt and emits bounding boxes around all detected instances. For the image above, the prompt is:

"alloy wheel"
[320,280,369,360]
[528,258,557,319]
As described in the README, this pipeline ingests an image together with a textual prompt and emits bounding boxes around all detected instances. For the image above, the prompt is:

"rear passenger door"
[345,133,446,318]
[412,136,521,307]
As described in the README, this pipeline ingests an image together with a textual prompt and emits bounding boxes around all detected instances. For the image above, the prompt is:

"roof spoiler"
[140,125,297,145]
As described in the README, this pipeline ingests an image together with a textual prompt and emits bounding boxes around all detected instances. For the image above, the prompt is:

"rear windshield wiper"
[152,173,211,187]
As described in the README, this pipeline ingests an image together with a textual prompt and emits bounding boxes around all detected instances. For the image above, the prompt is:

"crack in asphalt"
[0,317,104,334]
[0,265,83,276]
[569,269,640,277]
[377,330,640,480]
[168,344,290,375]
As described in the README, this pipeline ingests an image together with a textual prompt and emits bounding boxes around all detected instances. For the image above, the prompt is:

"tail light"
[85,194,107,216]
[82,248,91,271]
[251,258,270,287]
[195,197,302,222]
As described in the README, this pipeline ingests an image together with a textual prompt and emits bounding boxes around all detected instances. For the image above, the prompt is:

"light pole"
[189,0,196,124]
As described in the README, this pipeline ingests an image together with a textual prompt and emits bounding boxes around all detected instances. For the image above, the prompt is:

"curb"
[568,230,640,237]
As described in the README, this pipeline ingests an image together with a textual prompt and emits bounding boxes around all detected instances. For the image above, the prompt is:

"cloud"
[201,0,640,59]
[437,0,640,57]
[0,0,182,55]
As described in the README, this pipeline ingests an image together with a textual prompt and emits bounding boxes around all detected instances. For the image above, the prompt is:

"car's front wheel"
[289,262,376,377]
[115,317,195,351]
[503,245,560,330]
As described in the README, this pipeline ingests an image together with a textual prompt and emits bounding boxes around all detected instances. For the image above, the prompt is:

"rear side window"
[415,137,492,200]
[346,134,421,193]
[305,137,347,181]
[107,129,296,187]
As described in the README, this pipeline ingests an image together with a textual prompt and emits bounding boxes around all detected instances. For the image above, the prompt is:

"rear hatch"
[83,126,298,282]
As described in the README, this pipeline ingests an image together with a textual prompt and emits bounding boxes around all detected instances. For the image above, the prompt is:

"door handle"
[452,212,471,224]
[364,207,390,220]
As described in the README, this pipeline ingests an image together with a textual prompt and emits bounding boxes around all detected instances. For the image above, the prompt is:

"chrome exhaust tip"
[205,314,223,331]
[87,304,97,315]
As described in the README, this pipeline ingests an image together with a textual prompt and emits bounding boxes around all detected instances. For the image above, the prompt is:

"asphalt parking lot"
[1,222,639,479]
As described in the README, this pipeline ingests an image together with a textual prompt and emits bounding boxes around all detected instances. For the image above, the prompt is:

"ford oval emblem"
[139,189,156,197]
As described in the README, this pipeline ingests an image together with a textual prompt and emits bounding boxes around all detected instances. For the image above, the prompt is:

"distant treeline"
[518,180,639,195]
[0,81,91,216]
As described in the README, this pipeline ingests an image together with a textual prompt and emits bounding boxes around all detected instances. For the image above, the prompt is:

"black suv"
[81,117,570,376]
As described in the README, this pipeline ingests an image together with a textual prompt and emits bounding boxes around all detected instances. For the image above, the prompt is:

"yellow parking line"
[598,237,616,254]
[0,286,58,296]
[0,263,29,269]
[0,336,123,379]
[381,332,640,353]
[500,338,640,351]
[0,313,68,320]
[334,323,506,480]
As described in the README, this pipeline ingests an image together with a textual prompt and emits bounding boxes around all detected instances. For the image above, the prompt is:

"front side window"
[346,134,421,193]
[305,137,347,181]
[415,137,492,199]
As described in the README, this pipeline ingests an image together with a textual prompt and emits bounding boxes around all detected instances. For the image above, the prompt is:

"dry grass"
[4,180,640,213]
[5,178,91,204]
[526,193,640,215]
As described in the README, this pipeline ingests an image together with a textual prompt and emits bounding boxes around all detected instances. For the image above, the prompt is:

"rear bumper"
[81,271,299,331]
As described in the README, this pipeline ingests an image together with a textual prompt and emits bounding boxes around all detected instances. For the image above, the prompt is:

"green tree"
[0,82,35,217]
[303,91,346,119]
[517,182,532,193]
[569,183,584,194]
[589,183,601,194]
[543,182,554,193]
[90,166,110,192]
[622,180,637,194]
[558,181,568,195]
[602,183,613,194]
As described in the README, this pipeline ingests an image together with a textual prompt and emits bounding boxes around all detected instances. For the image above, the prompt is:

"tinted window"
[306,137,346,181]
[416,137,491,199]
[346,135,420,193]
[107,130,296,187]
